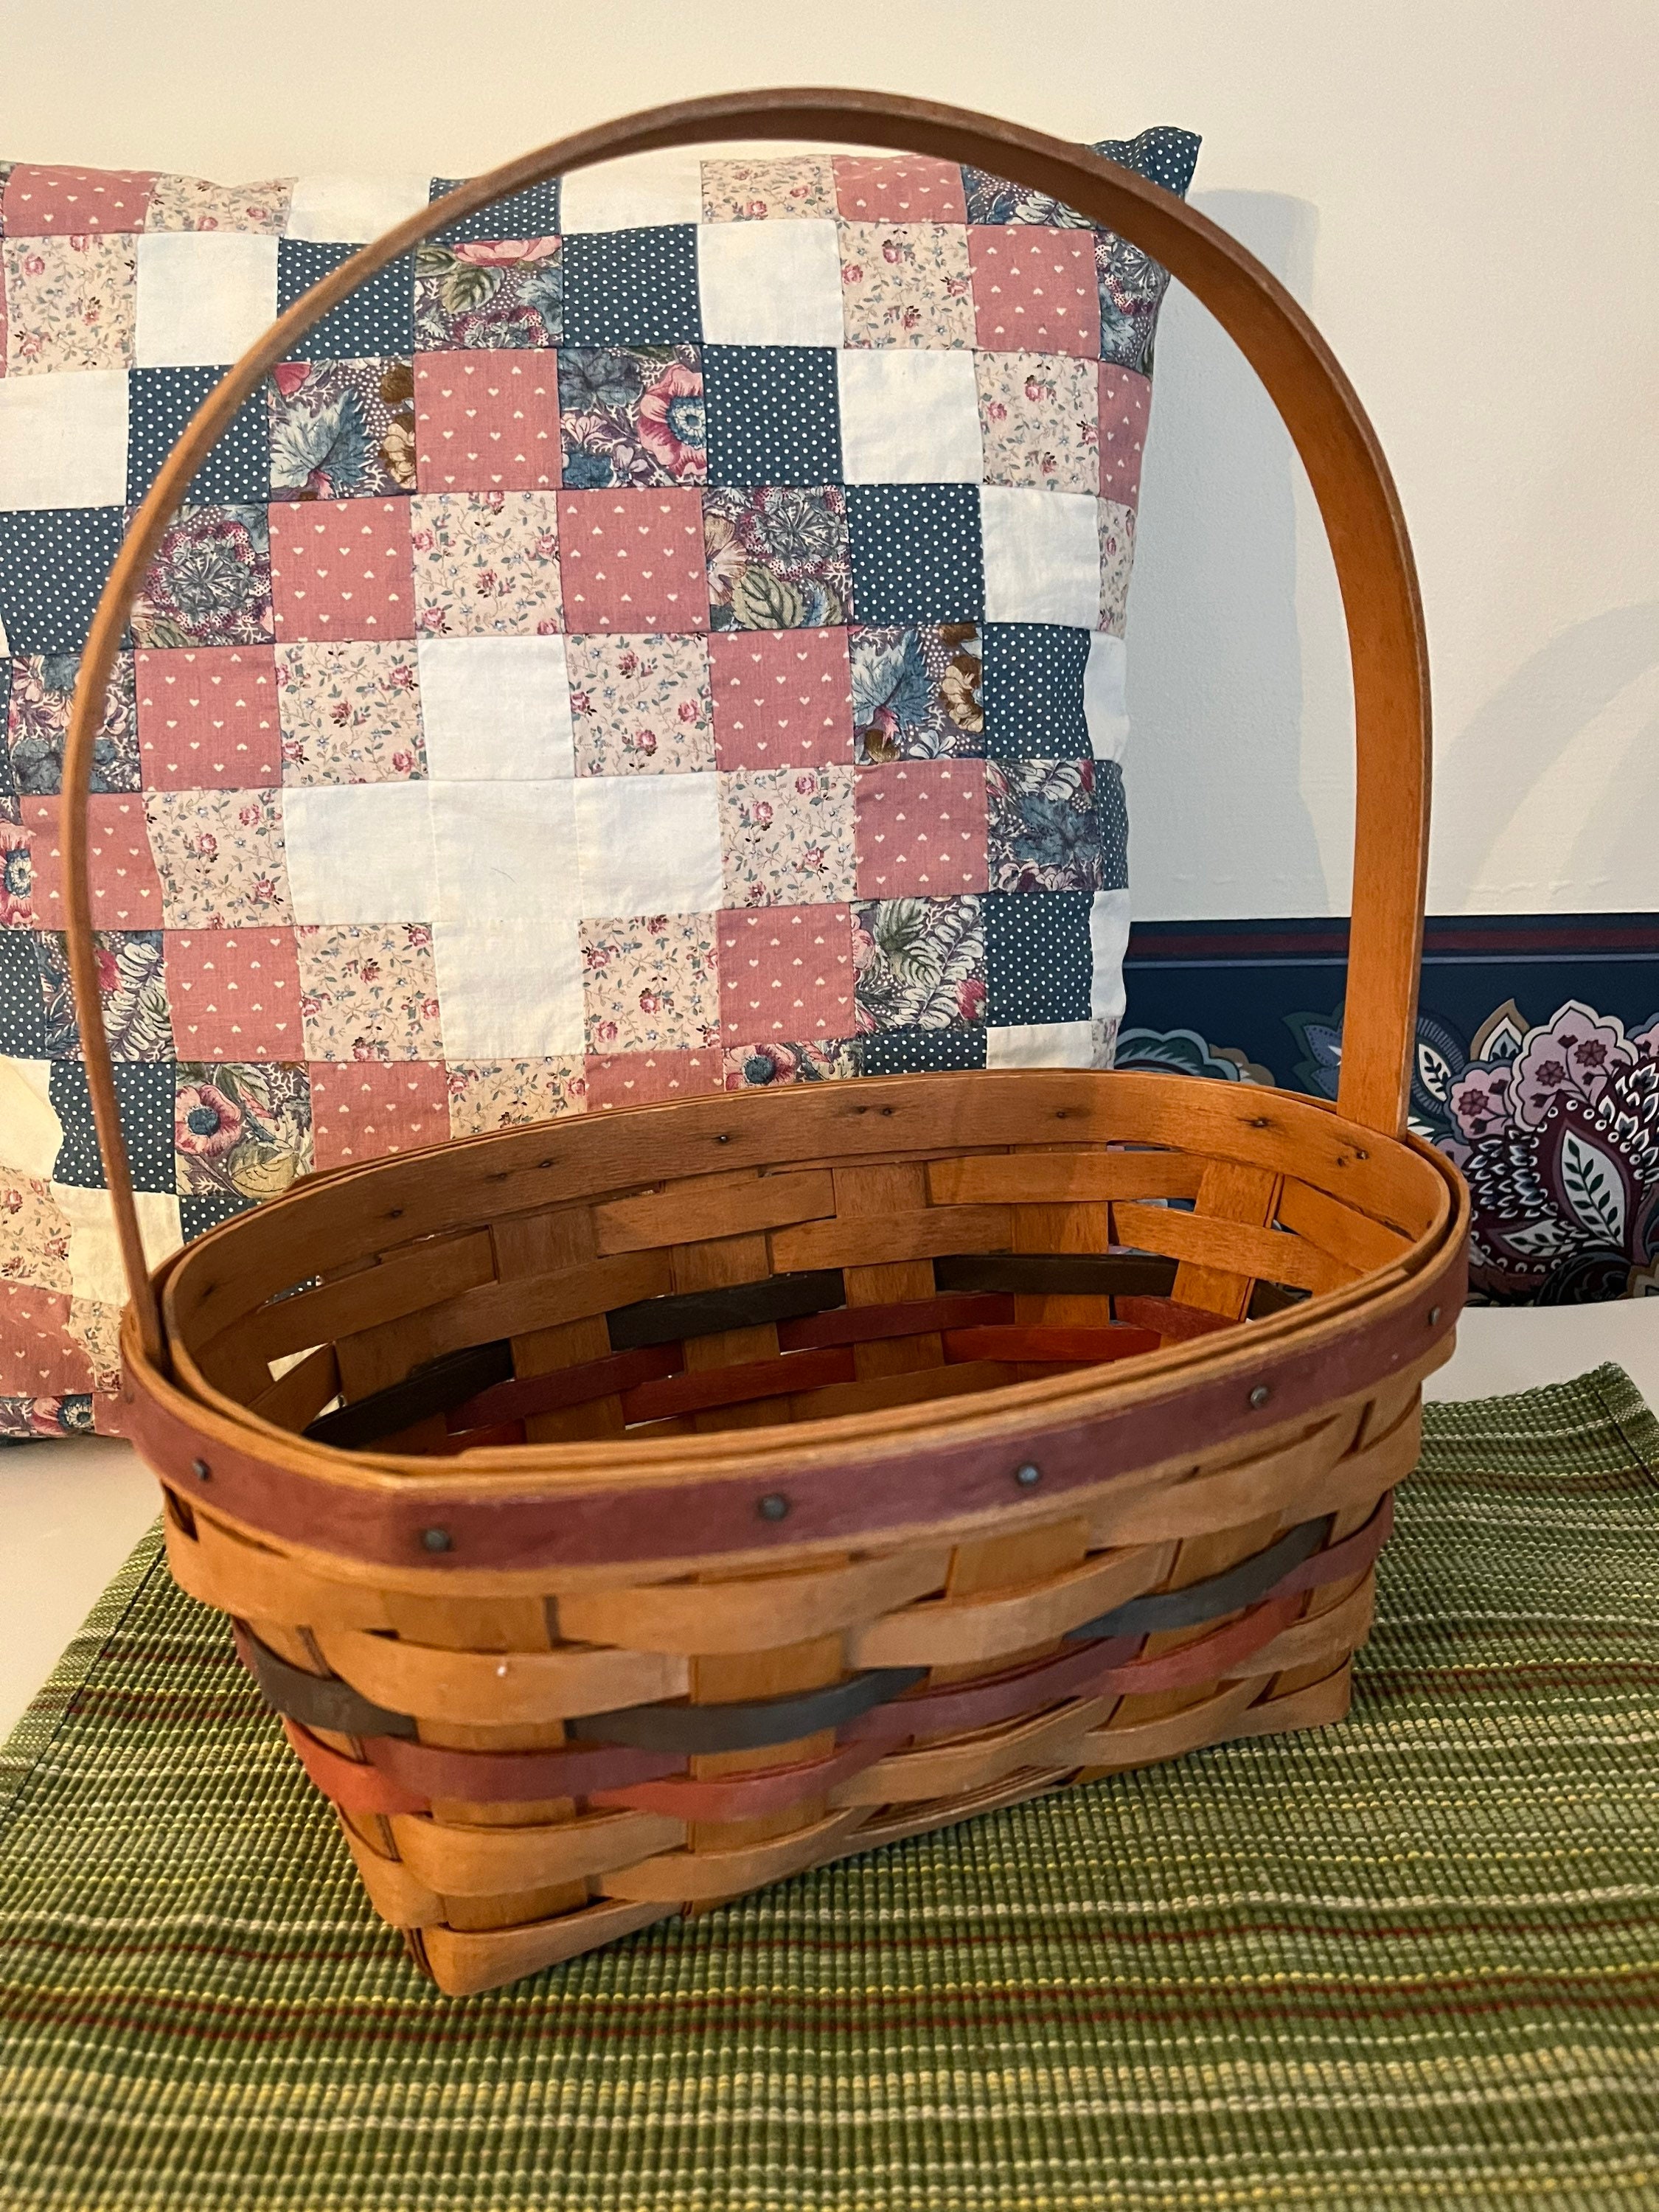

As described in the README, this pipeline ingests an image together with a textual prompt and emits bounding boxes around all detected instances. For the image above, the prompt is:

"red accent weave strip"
[622,1345,856,1424]
[776,1293,1015,1352]
[447,1343,681,1434]
[1282,1490,1394,1590]
[1113,1295,1235,1343]
[282,1719,429,1815]
[942,1324,1161,1366]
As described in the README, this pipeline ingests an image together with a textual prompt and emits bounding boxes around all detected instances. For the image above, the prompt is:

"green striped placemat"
[2,1365,1656,2211]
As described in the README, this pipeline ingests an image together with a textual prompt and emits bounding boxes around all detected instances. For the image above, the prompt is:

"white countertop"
[4,1302,1655,1743]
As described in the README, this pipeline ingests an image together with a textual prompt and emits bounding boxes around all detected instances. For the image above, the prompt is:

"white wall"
[4,0,1655,922]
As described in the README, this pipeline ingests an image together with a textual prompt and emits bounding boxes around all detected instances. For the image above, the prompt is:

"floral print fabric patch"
[0,127,1203,1431]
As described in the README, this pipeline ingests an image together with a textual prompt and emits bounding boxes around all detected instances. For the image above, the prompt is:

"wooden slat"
[335,1250,673,1401]
[851,1538,1176,1668]
[928,1150,1204,1207]
[1166,1160,1282,1320]
[830,1161,945,1385]
[557,1548,950,1657]
[1274,1177,1413,1276]
[313,1627,687,1726]
[592,1169,837,1256]
[248,1342,341,1433]
[1118,1195,1357,1303]
[389,1809,683,1897]
[598,1806,866,1904]
[495,1208,621,1446]
[235,1229,497,1366]
[770,1205,1012,1273]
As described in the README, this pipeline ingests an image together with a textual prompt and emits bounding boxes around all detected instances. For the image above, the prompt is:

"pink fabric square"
[2,164,157,234]
[969,226,1100,356]
[309,1061,450,1167]
[1099,364,1151,504]
[268,501,416,642]
[136,647,281,788]
[855,760,989,898]
[166,929,303,1060]
[0,1285,89,1396]
[414,353,560,493]
[23,795,164,930]
[832,156,967,223]
[717,903,855,1043]
[709,629,853,768]
[557,490,709,633]
[583,1050,722,1110]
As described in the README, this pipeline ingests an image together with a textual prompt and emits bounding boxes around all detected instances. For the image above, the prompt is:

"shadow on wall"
[1433,600,1659,910]
[1124,191,1335,923]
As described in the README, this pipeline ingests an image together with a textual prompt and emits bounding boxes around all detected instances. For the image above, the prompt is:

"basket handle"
[63,90,1429,1369]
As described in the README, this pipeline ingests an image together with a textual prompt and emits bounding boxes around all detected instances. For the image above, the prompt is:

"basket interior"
[164,1074,1447,1462]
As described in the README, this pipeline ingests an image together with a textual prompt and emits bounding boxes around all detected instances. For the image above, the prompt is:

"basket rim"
[125,1072,1469,1579]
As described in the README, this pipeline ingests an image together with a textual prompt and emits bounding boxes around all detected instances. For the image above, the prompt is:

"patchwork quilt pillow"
[0,127,1198,1436]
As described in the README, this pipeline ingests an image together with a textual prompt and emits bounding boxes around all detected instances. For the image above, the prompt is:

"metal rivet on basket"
[190,1457,211,1482]
[1427,1304,1441,1326]
[1015,1462,1043,1488]
[421,1526,453,1554]
[757,1493,790,1522]
[1248,1385,1272,1410]
[716,1133,731,1145]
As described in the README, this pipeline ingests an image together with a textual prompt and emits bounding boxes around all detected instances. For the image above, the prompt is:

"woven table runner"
[2,1366,1657,2211]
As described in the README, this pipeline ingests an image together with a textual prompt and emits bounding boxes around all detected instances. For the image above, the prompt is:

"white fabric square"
[285,174,431,243]
[697,220,844,346]
[981,486,1102,627]
[559,151,703,233]
[432,780,580,924]
[417,637,574,781]
[1084,632,1130,762]
[433,918,585,1057]
[134,234,279,367]
[837,349,984,484]
[282,782,437,923]
[574,773,722,915]
[55,1184,183,1307]
[0,372,127,511]
[0,1060,61,1180]
[985,1020,1102,1070]
[1089,889,1132,1023]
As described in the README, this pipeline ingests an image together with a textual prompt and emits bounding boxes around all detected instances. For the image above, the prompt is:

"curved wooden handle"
[63,90,1429,1368]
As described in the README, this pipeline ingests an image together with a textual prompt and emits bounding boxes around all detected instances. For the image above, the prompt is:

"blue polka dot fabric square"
[127,367,271,506]
[0,930,47,1058]
[0,509,128,654]
[428,174,560,243]
[985,889,1095,1024]
[0,661,15,818]
[703,347,842,487]
[863,1026,989,1076]
[563,226,701,347]
[49,1060,178,1193]
[276,242,416,360]
[982,625,1091,759]
[179,1189,257,1240]
[847,485,984,627]
[1094,760,1129,889]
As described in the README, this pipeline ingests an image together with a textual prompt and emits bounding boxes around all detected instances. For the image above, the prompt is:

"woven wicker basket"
[65,93,1468,1997]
